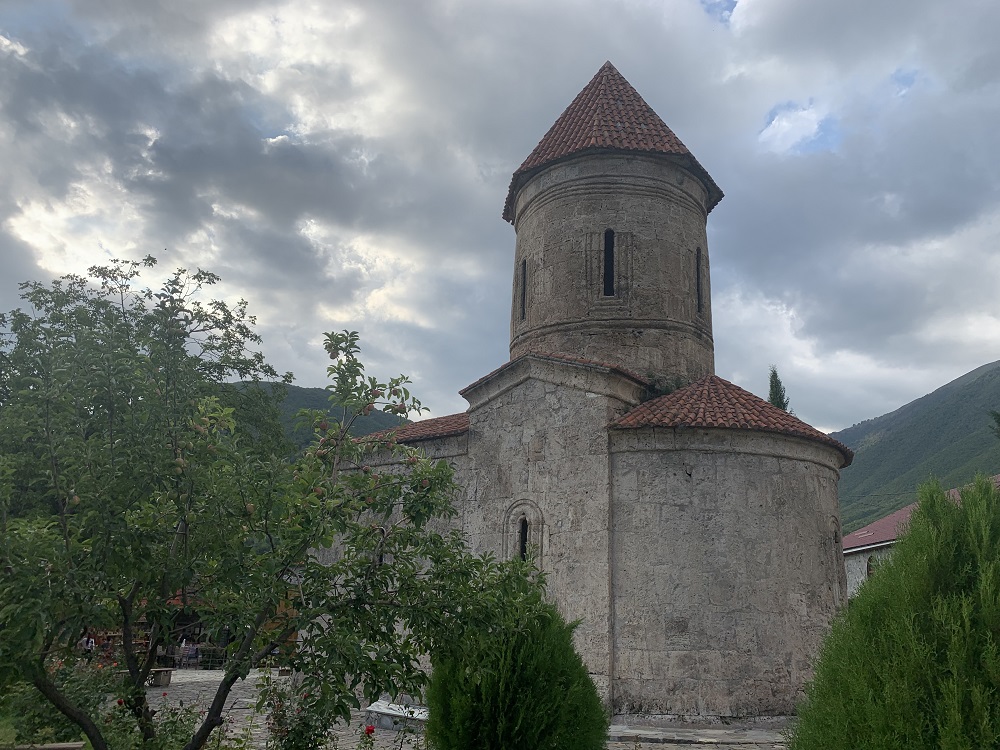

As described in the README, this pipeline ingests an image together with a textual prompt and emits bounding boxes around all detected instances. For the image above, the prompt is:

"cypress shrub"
[425,598,608,750]
[791,474,1000,749]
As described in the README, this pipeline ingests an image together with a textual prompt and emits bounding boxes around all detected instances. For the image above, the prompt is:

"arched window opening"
[505,499,543,565]
[520,258,527,321]
[603,229,615,297]
[866,555,875,577]
[695,247,703,314]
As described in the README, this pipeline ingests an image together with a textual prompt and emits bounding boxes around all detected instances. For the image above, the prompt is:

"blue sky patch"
[700,0,737,24]
[759,101,841,154]
[890,68,919,96]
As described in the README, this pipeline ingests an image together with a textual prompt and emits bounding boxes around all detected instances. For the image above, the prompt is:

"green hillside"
[832,361,1000,531]
[250,382,407,452]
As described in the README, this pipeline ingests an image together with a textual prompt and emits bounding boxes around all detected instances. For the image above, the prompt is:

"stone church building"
[384,62,854,720]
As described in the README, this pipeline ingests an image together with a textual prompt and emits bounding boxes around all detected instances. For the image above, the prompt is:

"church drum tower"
[380,62,852,722]
[504,61,723,384]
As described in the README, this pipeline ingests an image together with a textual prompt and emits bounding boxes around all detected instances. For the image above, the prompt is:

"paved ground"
[150,668,787,749]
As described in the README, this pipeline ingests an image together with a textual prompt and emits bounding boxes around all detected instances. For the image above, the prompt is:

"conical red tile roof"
[503,61,723,222]
[612,374,853,467]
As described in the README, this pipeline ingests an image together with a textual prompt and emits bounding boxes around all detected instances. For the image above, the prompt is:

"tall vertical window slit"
[603,229,615,297]
[519,517,529,561]
[520,258,527,321]
[696,247,703,314]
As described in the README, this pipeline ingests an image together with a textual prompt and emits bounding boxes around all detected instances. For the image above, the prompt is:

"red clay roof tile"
[388,412,469,443]
[503,61,723,222]
[611,374,853,467]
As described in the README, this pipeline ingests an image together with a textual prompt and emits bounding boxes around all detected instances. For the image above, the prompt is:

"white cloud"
[757,102,825,152]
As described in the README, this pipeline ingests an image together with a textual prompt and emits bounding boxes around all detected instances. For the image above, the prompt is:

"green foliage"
[0,668,103,744]
[0,663,251,749]
[643,374,688,400]
[989,408,1000,443]
[259,674,340,750]
[767,365,790,411]
[834,361,1000,531]
[425,585,608,750]
[266,382,407,453]
[0,260,527,750]
[790,474,1000,749]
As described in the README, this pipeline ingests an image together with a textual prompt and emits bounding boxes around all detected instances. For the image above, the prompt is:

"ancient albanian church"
[380,62,853,720]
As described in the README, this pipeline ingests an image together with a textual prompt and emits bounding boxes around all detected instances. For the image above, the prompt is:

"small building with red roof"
[842,474,1000,597]
[842,503,916,597]
[374,62,853,721]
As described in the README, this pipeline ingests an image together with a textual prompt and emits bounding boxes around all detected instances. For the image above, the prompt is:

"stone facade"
[509,154,715,383]
[383,62,852,721]
[608,428,845,716]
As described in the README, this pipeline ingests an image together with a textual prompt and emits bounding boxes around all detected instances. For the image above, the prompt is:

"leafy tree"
[790,474,1000,749]
[0,260,526,750]
[426,585,608,750]
[767,365,790,411]
[989,408,1000,442]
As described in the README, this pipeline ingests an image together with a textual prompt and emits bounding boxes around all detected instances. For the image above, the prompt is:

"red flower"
[365,725,375,735]
[162,692,168,697]
[117,699,124,706]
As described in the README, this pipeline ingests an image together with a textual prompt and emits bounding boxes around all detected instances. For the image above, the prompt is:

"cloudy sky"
[2,0,1000,433]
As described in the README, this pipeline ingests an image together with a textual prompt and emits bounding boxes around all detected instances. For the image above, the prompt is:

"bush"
[259,673,341,750]
[790,474,1000,749]
[0,663,108,745]
[0,678,86,745]
[425,594,608,750]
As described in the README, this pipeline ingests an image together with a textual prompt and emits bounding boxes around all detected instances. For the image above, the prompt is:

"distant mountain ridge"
[832,360,1000,531]
[266,383,408,450]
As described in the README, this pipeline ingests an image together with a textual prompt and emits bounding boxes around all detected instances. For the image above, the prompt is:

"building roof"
[611,374,854,467]
[841,503,916,553]
[459,351,649,397]
[503,61,723,222]
[842,474,1000,553]
[387,412,470,443]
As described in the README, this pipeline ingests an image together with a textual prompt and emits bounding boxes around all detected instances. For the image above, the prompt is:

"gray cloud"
[3,0,1000,431]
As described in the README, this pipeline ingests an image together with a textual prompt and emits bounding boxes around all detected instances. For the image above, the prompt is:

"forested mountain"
[832,361,1000,531]
[252,382,408,452]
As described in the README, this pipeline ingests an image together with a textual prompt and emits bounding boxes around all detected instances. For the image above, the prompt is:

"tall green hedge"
[791,474,1000,749]
[425,596,607,750]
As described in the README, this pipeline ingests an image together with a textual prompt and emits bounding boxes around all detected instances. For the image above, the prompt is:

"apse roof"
[503,61,723,222]
[612,374,854,467]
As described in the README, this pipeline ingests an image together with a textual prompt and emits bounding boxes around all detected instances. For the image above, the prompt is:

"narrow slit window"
[519,517,529,561]
[695,247,703,314]
[520,258,527,321]
[603,229,615,296]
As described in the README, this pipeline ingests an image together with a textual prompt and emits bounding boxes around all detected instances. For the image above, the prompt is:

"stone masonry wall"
[509,153,715,383]
[609,427,847,718]
[458,356,647,698]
